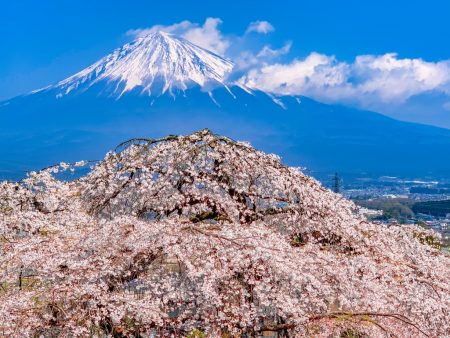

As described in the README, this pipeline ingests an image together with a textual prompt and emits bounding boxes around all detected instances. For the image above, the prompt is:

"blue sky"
[1,0,450,127]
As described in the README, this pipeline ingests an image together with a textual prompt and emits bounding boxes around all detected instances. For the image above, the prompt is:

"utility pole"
[332,172,341,193]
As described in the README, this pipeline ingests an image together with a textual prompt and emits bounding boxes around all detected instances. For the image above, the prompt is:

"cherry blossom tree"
[0,129,449,337]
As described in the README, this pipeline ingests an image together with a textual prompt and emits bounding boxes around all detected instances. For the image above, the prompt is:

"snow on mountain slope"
[35,31,234,98]
[2,31,450,180]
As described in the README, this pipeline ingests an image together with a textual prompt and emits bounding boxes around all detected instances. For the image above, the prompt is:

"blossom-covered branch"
[0,129,448,337]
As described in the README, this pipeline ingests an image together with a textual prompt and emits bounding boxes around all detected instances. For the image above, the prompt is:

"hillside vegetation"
[413,199,450,217]
[1,130,449,337]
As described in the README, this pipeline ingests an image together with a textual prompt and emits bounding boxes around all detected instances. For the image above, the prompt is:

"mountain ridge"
[1,32,450,179]
[31,31,234,99]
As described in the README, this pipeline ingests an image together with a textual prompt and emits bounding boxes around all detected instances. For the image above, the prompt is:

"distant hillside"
[413,199,450,217]
[355,198,415,221]
[410,187,450,194]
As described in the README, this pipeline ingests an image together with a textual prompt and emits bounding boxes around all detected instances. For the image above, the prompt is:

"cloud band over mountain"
[127,18,450,127]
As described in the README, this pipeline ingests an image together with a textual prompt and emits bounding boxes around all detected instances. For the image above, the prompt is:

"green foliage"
[186,328,206,338]
[30,295,43,306]
[290,233,306,247]
[190,211,222,223]
[0,281,13,294]
[414,232,442,250]
[412,199,450,217]
[89,324,102,337]
[340,328,365,338]
[355,198,414,222]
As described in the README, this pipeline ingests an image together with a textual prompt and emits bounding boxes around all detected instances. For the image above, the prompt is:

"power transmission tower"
[332,172,341,193]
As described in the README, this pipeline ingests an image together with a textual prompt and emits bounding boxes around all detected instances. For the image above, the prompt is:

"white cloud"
[246,21,275,34]
[352,53,450,103]
[240,53,349,96]
[126,20,193,38]
[126,18,284,70]
[126,18,229,56]
[233,42,292,71]
[257,41,292,58]
[240,52,450,106]
[127,18,450,113]
[182,18,229,56]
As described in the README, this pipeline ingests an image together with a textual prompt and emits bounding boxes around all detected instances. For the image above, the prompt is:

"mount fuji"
[1,31,450,179]
[36,31,234,99]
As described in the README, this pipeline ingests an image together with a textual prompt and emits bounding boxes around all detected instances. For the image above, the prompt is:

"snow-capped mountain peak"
[42,31,234,98]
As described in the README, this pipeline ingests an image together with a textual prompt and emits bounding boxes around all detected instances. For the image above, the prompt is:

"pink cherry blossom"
[0,129,449,337]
